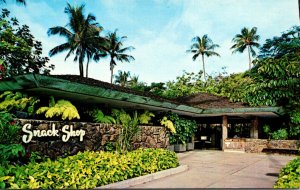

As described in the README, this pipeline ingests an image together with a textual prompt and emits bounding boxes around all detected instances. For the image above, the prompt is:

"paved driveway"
[132,150,296,188]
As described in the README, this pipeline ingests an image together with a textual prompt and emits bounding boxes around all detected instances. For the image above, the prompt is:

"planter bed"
[0,148,179,189]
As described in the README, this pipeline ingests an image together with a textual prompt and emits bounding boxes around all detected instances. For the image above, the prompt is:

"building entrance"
[194,124,222,150]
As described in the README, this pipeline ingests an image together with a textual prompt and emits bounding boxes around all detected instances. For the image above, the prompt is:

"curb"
[97,165,189,189]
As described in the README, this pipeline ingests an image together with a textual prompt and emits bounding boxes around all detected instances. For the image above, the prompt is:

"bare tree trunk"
[201,54,206,81]
[247,46,252,70]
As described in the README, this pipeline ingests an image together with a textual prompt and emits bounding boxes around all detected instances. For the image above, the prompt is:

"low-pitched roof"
[0,74,283,118]
[176,92,249,109]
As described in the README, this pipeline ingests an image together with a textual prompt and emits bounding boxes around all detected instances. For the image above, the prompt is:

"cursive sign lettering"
[22,123,85,143]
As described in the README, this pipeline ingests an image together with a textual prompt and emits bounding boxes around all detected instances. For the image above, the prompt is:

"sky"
[2,0,299,84]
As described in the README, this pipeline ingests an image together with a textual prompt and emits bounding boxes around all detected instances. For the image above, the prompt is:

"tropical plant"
[36,96,80,120]
[0,91,40,115]
[138,110,155,125]
[111,108,127,125]
[0,112,25,165]
[0,144,25,165]
[0,9,53,78]
[271,129,289,140]
[263,124,272,140]
[274,156,300,188]
[0,0,25,5]
[104,30,135,83]
[116,111,140,152]
[128,75,139,87]
[48,3,105,77]
[0,149,179,189]
[245,26,300,137]
[114,70,131,87]
[104,142,116,152]
[163,71,203,98]
[0,112,20,145]
[90,109,115,124]
[166,112,197,144]
[160,116,176,134]
[231,27,260,69]
[187,35,220,81]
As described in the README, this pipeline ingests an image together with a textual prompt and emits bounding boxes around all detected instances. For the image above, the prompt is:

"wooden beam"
[222,115,228,150]
[251,116,259,139]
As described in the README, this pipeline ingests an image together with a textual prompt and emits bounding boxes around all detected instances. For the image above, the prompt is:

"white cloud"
[5,0,298,85]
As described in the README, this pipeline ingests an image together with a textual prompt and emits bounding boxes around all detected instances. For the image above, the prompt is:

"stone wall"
[244,139,300,153]
[224,138,300,153]
[17,119,169,159]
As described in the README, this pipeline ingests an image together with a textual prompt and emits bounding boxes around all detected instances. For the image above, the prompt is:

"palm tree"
[128,75,139,87]
[231,27,260,69]
[104,30,135,83]
[48,3,104,77]
[187,35,220,81]
[0,0,25,5]
[114,70,131,87]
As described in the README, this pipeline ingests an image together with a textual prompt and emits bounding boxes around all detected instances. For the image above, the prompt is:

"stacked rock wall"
[224,138,300,153]
[244,139,300,153]
[17,119,169,159]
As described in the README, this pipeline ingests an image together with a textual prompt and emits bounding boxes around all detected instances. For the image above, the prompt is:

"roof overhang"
[0,74,284,118]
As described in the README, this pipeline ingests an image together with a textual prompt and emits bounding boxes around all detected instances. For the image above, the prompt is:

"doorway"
[194,124,222,150]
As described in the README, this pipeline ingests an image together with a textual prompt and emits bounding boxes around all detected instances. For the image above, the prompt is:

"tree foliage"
[0,9,54,78]
[231,27,260,69]
[187,35,220,80]
[104,30,135,83]
[48,3,105,77]
[114,70,131,87]
[244,26,300,137]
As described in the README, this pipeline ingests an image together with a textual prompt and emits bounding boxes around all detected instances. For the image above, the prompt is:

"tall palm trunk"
[298,0,300,21]
[201,54,206,81]
[79,57,84,77]
[110,60,114,84]
[86,62,89,78]
[247,46,251,70]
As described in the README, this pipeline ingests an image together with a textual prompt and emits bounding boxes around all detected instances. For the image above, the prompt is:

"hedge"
[0,148,179,189]
[274,156,300,188]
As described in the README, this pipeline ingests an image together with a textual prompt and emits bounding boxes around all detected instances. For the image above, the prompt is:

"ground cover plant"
[274,156,300,188]
[0,148,179,189]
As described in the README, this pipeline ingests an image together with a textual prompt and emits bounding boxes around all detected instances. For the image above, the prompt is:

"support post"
[222,115,228,151]
[250,116,259,139]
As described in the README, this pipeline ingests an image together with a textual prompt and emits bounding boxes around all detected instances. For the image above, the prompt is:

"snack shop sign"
[22,123,86,143]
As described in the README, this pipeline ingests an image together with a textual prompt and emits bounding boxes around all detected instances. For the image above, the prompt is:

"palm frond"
[47,26,72,38]
[206,51,220,57]
[117,46,135,53]
[49,43,71,57]
[192,53,200,61]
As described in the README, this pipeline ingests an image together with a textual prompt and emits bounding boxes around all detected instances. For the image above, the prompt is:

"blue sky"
[3,0,299,84]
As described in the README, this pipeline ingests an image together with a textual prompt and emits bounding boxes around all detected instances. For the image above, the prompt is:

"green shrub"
[274,156,300,188]
[0,144,25,165]
[0,91,40,115]
[167,112,197,144]
[0,112,20,144]
[272,128,289,140]
[0,112,25,165]
[0,148,179,189]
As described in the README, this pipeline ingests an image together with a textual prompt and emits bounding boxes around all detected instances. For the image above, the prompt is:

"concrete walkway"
[131,150,296,188]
